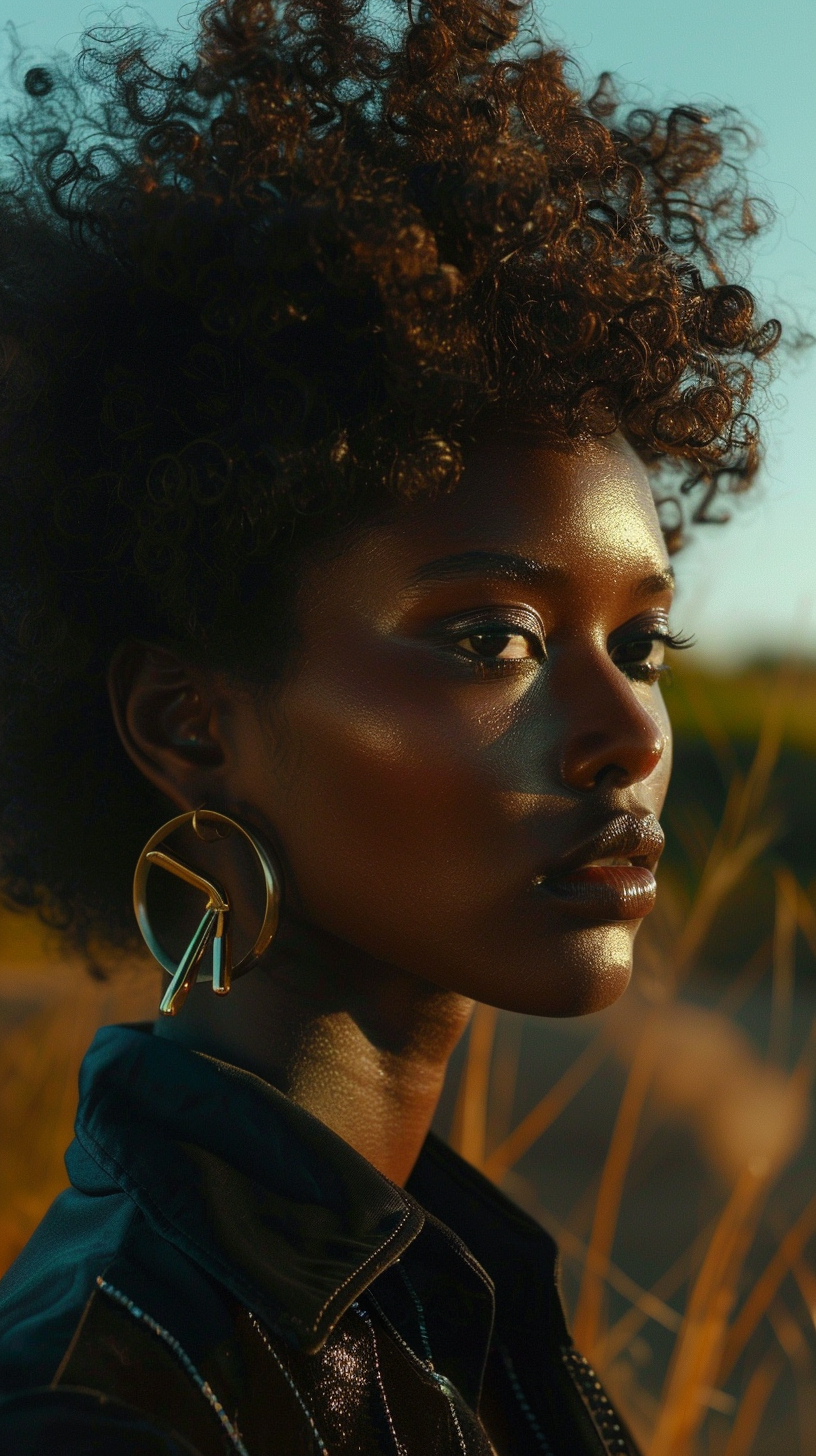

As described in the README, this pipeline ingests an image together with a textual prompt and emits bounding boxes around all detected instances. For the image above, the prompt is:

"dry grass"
[0,921,159,1272]
[1,663,816,1452]
[443,661,816,1455]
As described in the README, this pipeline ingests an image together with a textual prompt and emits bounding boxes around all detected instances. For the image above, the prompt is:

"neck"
[154,915,473,1185]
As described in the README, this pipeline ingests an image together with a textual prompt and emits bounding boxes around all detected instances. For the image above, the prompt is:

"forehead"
[363,432,670,586]
[442,432,664,561]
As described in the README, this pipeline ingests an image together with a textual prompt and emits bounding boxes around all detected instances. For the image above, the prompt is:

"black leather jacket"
[0,1024,639,1455]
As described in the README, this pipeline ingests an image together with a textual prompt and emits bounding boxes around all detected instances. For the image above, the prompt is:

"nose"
[557,647,667,792]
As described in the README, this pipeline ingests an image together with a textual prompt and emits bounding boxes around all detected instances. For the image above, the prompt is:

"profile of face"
[116,430,674,1020]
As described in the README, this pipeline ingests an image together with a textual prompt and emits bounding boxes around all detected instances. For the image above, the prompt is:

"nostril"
[561,721,666,792]
[555,648,670,793]
[597,761,639,790]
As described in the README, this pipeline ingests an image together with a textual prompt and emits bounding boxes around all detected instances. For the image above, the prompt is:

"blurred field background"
[2,657,816,1454]
[2,0,816,1449]
[432,656,816,1456]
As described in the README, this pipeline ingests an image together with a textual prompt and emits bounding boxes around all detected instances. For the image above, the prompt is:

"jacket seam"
[74,1123,313,1339]
[245,1312,328,1454]
[312,1201,420,1327]
[49,1201,142,1388]
[418,1140,571,1345]
[361,1295,473,1456]
[421,1138,559,1251]
[74,1119,422,1346]
[421,1209,496,1297]
[560,1345,639,1456]
[49,1286,102,1390]
[96,1275,250,1456]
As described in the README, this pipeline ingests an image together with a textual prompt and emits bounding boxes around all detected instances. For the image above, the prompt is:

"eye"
[611,635,667,685]
[609,612,692,686]
[455,630,541,663]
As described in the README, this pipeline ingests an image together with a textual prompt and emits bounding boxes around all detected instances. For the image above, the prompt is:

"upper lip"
[536,811,665,882]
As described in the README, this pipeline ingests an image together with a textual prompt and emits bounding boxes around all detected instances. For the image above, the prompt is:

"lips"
[532,811,664,922]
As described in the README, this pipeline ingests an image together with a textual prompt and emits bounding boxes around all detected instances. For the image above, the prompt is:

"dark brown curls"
[0,0,781,951]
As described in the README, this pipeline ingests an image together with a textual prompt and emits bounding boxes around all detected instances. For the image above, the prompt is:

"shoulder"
[0,1182,139,1393]
[0,1155,236,1401]
[0,1160,250,1455]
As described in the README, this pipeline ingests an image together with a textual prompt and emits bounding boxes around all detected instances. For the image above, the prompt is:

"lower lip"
[534,866,657,921]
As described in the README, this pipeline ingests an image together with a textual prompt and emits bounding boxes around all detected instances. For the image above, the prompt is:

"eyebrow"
[408,551,675,597]
[635,568,675,598]
[407,551,561,590]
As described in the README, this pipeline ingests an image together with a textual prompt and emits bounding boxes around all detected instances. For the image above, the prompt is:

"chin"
[481,921,638,1019]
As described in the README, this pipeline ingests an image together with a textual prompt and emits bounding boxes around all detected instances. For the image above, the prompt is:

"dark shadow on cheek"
[477,696,561,798]
[475,675,671,802]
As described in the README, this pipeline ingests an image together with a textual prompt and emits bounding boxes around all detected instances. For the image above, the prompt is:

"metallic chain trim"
[246,1312,329,1455]
[561,1347,632,1455]
[352,1302,406,1456]
[357,1293,470,1456]
[95,1276,249,1456]
[496,1345,556,1455]
[395,1263,434,1366]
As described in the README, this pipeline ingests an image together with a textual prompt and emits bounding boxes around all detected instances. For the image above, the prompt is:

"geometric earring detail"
[132,808,280,1017]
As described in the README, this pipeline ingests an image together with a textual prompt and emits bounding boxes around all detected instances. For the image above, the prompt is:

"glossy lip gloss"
[531,812,664,922]
[537,863,657,920]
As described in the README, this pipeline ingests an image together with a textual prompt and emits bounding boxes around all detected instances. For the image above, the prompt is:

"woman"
[0,0,777,1451]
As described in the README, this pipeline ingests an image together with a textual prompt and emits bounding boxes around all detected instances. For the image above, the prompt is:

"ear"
[108,642,227,811]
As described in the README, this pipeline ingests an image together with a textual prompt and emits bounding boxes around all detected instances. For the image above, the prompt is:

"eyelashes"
[658,630,695,653]
[436,611,692,682]
[610,626,694,685]
[434,608,545,671]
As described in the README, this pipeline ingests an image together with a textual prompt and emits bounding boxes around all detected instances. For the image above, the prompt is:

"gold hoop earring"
[133,808,280,1017]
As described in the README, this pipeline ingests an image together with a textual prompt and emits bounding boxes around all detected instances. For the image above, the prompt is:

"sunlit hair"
[0,0,780,951]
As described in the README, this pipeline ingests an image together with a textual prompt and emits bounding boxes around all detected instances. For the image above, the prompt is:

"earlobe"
[107,641,226,809]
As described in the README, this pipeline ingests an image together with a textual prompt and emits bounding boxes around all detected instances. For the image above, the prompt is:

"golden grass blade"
[769,869,798,1065]
[718,1189,816,1383]
[712,664,784,860]
[572,1030,655,1358]
[793,886,816,968]
[597,1218,722,1367]
[669,667,738,787]
[790,895,816,1087]
[789,1017,816,1096]
[721,1350,784,1456]
[538,1204,682,1334]
[715,937,772,1017]
[792,1258,816,1328]
[735,702,782,839]
[450,1002,498,1169]
[650,1165,769,1456]
[486,1013,524,1152]
[667,675,783,984]
[482,1032,609,1184]
[768,1297,809,1368]
[669,823,775,982]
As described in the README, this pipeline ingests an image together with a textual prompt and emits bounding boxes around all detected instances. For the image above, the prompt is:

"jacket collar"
[68,1024,425,1353]
[407,1128,568,1352]
[68,1023,562,1385]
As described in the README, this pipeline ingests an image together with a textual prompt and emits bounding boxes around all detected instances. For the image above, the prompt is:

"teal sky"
[4,0,815,664]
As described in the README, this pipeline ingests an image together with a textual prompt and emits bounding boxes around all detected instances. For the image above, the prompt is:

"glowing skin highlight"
[111,431,678,1184]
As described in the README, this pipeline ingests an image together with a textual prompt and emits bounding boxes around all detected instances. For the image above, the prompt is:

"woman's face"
[220,431,675,1017]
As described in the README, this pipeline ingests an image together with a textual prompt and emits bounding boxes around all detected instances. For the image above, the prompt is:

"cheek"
[262,659,522,930]
[649,693,673,813]
[239,654,673,1008]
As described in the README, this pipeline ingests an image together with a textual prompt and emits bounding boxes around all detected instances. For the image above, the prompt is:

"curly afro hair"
[0,0,781,955]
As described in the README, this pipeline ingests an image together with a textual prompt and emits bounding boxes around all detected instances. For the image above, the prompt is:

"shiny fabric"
[0,1025,640,1456]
